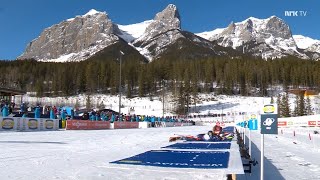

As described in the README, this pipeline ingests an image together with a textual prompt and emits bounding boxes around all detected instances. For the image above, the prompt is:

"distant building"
[0,87,26,103]
[288,89,318,98]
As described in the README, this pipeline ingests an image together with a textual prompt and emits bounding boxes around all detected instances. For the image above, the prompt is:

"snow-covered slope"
[117,20,154,42]
[196,28,224,41]
[293,35,320,49]
[293,35,320,56]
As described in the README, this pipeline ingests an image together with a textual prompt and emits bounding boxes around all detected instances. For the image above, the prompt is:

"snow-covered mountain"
[19,4,234,62]
[18,9,126,62]
[293,35,320,58]
[131,4,183,60]
[293,35,320,49]
[18,5,320,62]
[129,4,233,60]
[197,16,320,60]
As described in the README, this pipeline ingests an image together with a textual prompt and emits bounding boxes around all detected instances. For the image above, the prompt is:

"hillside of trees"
[0,55,319,114]
[1,56,319,96]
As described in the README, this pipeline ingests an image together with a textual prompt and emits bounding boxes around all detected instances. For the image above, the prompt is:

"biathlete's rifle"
[169,134,204,142]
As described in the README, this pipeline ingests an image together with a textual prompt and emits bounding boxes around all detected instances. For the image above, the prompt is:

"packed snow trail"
[238,128,320,180]
[0,126,228,180]
[1,126,320,180]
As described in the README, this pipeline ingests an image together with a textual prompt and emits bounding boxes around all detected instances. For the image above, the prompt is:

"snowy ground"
[21,93,320,117]
[19,94,282,117]
[1,125,320,180]
[239,127,320,180]
[6,93,320,179]
[0,126,227,180]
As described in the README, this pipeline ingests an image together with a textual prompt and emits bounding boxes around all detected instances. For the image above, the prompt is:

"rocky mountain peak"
[196,15,309,59]
[138,4,181,41]
[18,9,121,61]
[243,19,253,31]
[155,4,180,23]
[130,4,183,60]
[221,22,236,35]
[265,16,291,39]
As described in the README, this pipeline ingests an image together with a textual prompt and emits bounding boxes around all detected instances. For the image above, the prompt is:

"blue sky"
[0,0,319,59]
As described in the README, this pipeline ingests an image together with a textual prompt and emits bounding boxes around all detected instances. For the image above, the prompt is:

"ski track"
[240,130,320,180]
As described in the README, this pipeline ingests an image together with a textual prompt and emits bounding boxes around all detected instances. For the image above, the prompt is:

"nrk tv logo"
[285,10,307,17]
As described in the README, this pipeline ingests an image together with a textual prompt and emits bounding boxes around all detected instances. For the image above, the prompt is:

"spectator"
[22,111,28,118]
[61,109,67,120]
[2,104,9,117]
[71,108,74,119]
[34,105,41,118]
[20,102,26,114]
[50,107,55,119]
[111,113,115,123]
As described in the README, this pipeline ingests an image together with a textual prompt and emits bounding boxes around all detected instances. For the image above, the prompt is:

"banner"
[25,118,40,131]
[42,119,58,130]
[174,122,183,126]
[91,121,110,129]
[20,118,59,131]
[0,117,18,131]
[308,121,317,126]
[0,117,59,131]
[113,121,139,129]
[164,122,174,127]
[66,120,110,130]
[278,121,287,127]
[277,115,320,127]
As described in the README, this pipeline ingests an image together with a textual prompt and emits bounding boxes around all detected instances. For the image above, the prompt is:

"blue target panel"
[110,150,229,169]
[162,142,231,150]
[222,126,235,133]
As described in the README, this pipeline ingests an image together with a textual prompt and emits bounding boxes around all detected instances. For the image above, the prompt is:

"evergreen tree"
[282,93,291,117]
[293,95,299,117]
[176,81,186,114]
[35,80,44,97]
[126,80,132,98]
[74,99,80,110]
[276,94,282,117]
[138,67,145,97]
[85,95,92,109]
[96,100,99,109]
[298,92,306,116]
[305,96,312,115]
[270,96,274,104]
[99,101,105,110]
